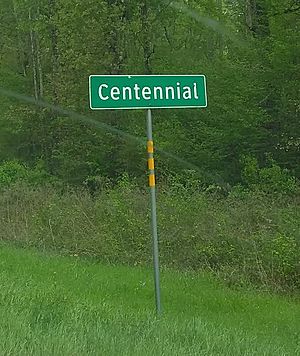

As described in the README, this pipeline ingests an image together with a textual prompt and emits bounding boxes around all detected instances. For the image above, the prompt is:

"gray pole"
[146,109,162,314]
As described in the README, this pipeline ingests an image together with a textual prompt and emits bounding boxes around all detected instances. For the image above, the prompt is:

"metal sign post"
[146,109,161,314]
[89,74,207,314]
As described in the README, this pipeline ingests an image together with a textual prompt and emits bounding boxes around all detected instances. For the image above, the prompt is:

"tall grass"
[0,182,299,292]
[0,244,299,355]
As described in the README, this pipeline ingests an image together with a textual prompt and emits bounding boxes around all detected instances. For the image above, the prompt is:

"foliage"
[0,0,299,186]
[241,155,299,194]
[0,184,299,292]
[0,0,299,296]
[0,160,55,188]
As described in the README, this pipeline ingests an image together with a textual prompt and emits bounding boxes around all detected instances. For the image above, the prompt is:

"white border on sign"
[89,74,208,110]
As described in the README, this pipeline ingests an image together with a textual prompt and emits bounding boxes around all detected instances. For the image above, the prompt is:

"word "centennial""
[98,82,200,102]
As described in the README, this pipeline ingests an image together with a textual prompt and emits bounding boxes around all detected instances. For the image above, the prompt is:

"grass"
[0,243,299,355]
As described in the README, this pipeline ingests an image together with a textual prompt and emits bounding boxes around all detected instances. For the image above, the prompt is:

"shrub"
[0,184,299,292]
[240,155,299,195]
[0,160,56,189]
[0,161,28,187]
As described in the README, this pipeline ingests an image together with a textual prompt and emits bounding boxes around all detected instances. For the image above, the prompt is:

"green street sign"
[89,75,207,110]
[88,74,208,314]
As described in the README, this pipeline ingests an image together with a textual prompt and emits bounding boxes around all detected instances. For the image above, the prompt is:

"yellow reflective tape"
[147,140,154,153]
[149,174,156,187]
[148,158,155,170]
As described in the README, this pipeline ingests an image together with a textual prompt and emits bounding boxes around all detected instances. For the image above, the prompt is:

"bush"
[240,155,299,195]
[0,161,28,187]
[0,184,299,293]
[0,160,56,189]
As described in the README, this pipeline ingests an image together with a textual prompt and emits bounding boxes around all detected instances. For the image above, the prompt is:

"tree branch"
[271,3,300,16]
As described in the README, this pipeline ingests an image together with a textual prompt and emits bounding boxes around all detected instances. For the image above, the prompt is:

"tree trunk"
[245,0,255,33]
[29,8,39,100]
[12,0,28,77]
[140,1,154,74]
[49,0,59,104]
[36,7,43,98]
[105,1,127,74]
[216,0,225,57]
[245,0,270,37]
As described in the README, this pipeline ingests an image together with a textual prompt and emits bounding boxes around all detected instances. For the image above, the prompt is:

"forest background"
[0,0,299,292]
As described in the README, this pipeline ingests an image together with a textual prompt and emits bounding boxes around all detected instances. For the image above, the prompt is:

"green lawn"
[0,244,299,355]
